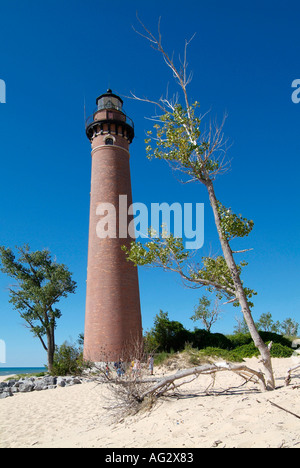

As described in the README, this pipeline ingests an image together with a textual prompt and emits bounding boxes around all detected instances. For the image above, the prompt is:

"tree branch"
[139,361,266,400]
[285,363,300,386]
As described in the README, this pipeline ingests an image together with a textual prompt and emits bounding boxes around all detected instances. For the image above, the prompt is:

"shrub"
[145,311,193,352]
[269,343,294,358]
[230,343,259,359]
[191,329,232,350]
[226,332,293,349]
[198,342,293,361]
[51,342,87,376]
[226,333,252,348]
[259,332,292,348]
[198,347,243,362]
[153,351,173,366]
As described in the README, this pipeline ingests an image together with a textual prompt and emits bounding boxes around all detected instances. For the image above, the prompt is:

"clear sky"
[0,0,299,366]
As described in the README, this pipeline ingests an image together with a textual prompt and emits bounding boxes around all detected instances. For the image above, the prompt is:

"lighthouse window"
[105,138,114,145]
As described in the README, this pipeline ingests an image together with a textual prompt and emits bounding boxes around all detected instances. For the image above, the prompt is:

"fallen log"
[139,361,267,400]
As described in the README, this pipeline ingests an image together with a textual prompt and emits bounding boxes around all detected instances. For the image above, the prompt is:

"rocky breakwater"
[0,375,87,399]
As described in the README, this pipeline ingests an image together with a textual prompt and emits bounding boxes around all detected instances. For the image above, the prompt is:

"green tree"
[190,296,221,332]
[52,340,85,376]
[256,312,280,333]
[0,245,77,372]
[146,310,190,352]
[123,19,275,389]
[233,315,249,334]
[280,318,299,336]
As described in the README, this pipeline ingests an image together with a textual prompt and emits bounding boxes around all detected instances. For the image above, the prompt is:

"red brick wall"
[83,124,142,362]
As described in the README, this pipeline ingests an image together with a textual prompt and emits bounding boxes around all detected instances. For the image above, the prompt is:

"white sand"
[0,357,299,448]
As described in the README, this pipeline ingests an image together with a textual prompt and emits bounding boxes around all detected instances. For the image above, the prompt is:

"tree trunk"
[47,328,55,374]
[206,181,275,390]
[138,361,267,400]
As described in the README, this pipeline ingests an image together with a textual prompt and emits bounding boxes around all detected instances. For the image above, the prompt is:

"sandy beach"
[0,357,299,449]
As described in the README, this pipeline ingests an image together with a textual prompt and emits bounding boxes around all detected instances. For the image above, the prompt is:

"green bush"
[259,332,292,348]
[153,351,174,366]
[226,332,293,349]
[226,333,252,348]
[145,313,294,358]
[269,343,294,358]
[230,342,259,359]
[198,347,243,362]
[145,311,193,352]
[51,342,87,376]
[191,329,232,350]
[199,342,293,361]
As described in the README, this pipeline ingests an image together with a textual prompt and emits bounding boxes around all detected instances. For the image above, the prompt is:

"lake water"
[0,367,46,376]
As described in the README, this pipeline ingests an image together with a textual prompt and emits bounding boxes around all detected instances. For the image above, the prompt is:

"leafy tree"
[123,18,275,389]
[280,318,299,336]
[52,340,85,376]
[146,310,191,352]
[256,312,280,333]
[0,245,77,372]
[78,333,85,347]
[190,296,221,332]
[233,315,250,335]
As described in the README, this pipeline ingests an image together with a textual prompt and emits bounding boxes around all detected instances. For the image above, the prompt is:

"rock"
[43,376,57,386]
[19,383,34,393]
[0,389,12,399]
[33,380,46,391]
[33,376,56,390]
[66,377,81,386]
[57,377,66,387]
[57,376,82,387]
[0,374,82,396]
[7,379,17,387]
[47,385,57,390]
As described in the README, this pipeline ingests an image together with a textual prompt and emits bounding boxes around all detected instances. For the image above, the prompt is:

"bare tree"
[124,16,275,389]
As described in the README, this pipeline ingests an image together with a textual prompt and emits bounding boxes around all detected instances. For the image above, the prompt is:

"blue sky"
[0,0,299,366]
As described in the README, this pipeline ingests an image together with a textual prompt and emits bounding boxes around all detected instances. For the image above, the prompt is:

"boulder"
[0,388,12,399]
[19,382,34,393]
[0,374,82,397]
[57,377,66,387]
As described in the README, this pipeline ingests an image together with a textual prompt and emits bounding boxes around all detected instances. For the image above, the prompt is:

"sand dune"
[0,357,299,448]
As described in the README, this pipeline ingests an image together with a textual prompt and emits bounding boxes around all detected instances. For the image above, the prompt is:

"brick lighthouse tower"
[83,89,142,363]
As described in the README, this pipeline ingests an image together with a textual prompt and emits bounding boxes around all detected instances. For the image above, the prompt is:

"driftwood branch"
[139,361,267,400]
[285,363,300,386]
[267,400,300,420]
[96,359,267,417]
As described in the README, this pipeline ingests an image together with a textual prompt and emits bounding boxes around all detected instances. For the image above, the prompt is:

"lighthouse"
[83,90,142,363]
